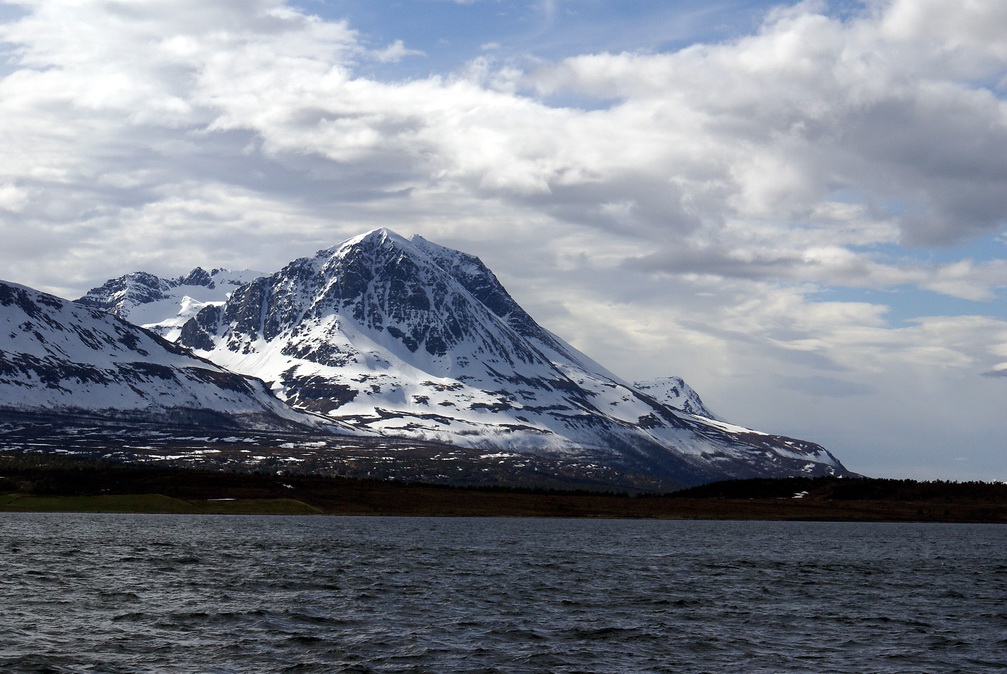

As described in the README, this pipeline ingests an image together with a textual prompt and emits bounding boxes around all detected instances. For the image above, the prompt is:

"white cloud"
[879,0,1007,60]
[370,39,424,63]
[526,3,1007,247]
[0,182,28,211]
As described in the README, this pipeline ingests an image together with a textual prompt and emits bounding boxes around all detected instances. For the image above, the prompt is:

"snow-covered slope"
[77,267,264,341]
[634,377,716,418]
[0,279,317,430]
[169,228,852,484]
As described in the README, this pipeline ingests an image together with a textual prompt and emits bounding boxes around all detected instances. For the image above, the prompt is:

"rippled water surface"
[1,515,1005,673]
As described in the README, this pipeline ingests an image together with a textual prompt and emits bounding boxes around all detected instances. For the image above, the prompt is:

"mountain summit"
[162,228,852,486]
[77,267,264,341]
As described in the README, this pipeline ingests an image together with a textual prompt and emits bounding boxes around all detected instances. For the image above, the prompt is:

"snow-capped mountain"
[0,279,316,430]
[164,228,852,485]
[77,267,264,341]
[634,377,716,418]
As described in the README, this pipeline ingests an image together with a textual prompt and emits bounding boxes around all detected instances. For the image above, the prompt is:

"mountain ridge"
[77,267,265,341]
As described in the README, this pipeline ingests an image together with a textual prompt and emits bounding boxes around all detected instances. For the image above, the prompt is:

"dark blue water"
[0,515,1004,673]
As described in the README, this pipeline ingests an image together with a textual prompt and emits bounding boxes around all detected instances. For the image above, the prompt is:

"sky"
[1,0,1005,481]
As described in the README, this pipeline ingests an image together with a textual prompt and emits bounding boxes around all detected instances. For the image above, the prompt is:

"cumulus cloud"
[527,2,1007,247]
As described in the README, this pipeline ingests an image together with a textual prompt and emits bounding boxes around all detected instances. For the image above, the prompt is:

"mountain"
[163,228,853,486]
[634,377,715,418]
[76,267,264,341]
[0,279,316,431]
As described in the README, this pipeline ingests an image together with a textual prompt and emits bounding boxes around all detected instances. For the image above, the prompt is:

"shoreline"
[3,488,1006,523]
[2,456,1005,522]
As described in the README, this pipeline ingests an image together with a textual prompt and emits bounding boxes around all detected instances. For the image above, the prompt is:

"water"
[0,516,1004,673]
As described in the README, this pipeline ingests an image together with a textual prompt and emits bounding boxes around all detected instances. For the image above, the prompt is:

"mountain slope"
[0,279,316,430]
[171,229,852,485]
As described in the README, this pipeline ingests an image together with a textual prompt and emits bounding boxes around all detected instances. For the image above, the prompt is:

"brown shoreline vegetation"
[1,454,1005,522]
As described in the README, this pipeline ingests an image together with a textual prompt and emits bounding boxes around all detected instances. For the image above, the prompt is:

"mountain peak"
[76,267,265,340]
[178,267,214,288]
[341,227,411,251]
[169,232,853,485]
